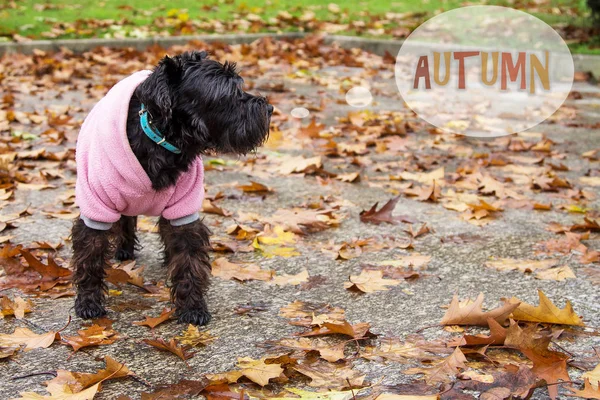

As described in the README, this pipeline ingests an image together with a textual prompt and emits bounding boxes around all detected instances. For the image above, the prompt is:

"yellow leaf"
[505,289,584,326]
[236,356,283,386]
[535,265,576,281]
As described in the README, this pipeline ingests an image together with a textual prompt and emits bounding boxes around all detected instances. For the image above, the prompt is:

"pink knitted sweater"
[75,70,204,224]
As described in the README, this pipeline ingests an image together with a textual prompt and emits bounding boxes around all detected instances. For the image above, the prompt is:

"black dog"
[71,51,271,325]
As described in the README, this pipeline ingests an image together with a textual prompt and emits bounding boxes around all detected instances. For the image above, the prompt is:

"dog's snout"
[267,104,274,115]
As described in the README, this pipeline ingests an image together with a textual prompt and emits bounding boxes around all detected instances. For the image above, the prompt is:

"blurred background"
[0,0,598,54]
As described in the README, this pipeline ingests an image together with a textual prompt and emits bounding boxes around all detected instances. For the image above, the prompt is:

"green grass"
[0,0,597,54]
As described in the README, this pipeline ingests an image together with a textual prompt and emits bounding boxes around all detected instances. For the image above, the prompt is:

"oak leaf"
[504,290,584,326]
[404,347,467,384]
[48,356,131,393]
[13,382,100,399]
[567,379,600,399]
[440,293,519,326]
[279,301,345,327]
[583,363,600,388]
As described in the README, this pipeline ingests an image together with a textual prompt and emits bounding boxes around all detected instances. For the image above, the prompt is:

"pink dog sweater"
[75,70,204,229]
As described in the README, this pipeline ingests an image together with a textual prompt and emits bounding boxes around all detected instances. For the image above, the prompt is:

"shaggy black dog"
[71,51,272,326]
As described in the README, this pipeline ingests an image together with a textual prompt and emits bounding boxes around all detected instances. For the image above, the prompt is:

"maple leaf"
[20,249,71,279]
[143,338,194,363]
[404,347,467,384]
[504,289,584,326]
[440,293,519,326]
[175,324,216,347]
[360,196,415,225]
[133,308,175,329]
[0,295,32,319]
[236,356,283,386]
[0,327,58,351]
[344,270,400,293]
[211,257,274,281]
[63,324,118,352]
[293,359,365,388]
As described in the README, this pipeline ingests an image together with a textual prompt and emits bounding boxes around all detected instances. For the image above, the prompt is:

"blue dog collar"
[139,104,181,154]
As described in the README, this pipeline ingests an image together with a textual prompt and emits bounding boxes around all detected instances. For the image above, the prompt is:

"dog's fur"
[72,51,271,325]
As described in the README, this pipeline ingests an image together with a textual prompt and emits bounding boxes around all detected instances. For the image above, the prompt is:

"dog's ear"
[138,55,180,120]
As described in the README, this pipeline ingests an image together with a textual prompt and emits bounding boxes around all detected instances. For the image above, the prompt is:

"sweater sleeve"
[162,157,205,220]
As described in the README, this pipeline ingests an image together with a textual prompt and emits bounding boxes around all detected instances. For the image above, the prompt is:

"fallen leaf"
[504,290,584,326]
[344,270,400,293]
[440,293,519,326]
[237,356,283,386]
[0,327,58,351]
[133,308,175,329]
[211,257,274,281]
[360,196,415,225]
[175,324,216,347]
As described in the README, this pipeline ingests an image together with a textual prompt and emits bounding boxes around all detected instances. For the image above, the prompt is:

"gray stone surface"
[0,43,599,400]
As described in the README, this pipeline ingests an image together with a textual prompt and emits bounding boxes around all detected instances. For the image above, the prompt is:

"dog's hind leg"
[115,216,138,261]
[159,216,212,326]
[71,217,112,319]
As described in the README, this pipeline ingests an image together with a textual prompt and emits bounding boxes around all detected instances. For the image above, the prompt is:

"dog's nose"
[267,105,274,115]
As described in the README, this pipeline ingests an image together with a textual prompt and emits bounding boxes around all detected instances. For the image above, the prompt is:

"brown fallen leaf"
[236,356,283,386]
[567,379,600,399]
[143,338,194,363]
[0,327,58,351]
[535,265,576,281]
[293,359,365,388]
[360,196,416,225]
[300,320,372,339]
[270,269,309,286]
[211,257,274,281]
[47,356,132,393]
[202,199,232,216]
[133,308,175,329]
[236,181,273,193]
[583,362,600,388]
[504,289,584,326]
[0,296,33,319]
[20,249,72,279]
[141,378,209,400]
[267,337,345,362]
[440,293,519,326]
[344,270,401,293]
[279,301,346,327]
[404,347,467,384]
[14,382,100,400]
[484,258,558,274]
[450,318,507,347]
[63,324,118,352]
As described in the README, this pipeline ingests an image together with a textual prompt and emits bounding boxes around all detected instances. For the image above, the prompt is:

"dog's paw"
[115,248,135,261]
[75,298,107,320]
[178,308,212,326]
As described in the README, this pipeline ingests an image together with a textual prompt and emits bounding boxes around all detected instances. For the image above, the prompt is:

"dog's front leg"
[72,217,111,319]
[159,216,212,326]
